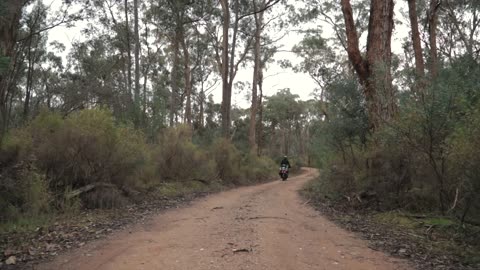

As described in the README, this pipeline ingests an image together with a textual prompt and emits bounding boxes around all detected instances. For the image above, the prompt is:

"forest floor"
[302,179,480,270]
[32,168,410,270]
[0,188,214,269]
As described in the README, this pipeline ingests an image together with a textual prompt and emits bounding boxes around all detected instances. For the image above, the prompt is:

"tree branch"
[340,0,368,82]
[17,11,75,42]
[237,0,280,21]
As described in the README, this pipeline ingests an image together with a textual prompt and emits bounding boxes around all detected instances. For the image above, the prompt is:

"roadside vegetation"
[0,109,280,232]
[0,0,317,242]
[296,1,480,269]
[1,0,480,269]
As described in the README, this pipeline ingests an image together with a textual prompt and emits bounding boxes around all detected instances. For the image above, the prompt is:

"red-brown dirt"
[38,168,411,270]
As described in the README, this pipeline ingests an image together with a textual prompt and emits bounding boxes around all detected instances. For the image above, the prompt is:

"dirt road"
[38,168,410,270]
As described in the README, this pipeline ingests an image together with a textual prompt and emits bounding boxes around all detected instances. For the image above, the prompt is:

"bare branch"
[237,0,280,21]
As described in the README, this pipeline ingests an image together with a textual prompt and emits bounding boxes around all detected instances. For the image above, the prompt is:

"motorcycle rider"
[280,155,291,168]
[279,155,291,177]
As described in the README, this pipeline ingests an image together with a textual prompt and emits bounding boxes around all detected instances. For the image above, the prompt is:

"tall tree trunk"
[341,0,396,131]
[198,63,205,129]
[256,69,264,156]
[249,1,263,154]
[133,0,141,127]
[407,0,426,92]
[220,0,231,137]
[444,2,479,59]
[365,0,395,128]
[181,32,193,126]
[170,31,181,127]
[142,21,150,125]
[428,0,440,80]
[0,0,26,144]
[124,0,133,116]
[199,92,205,128]
[23,37,34,120]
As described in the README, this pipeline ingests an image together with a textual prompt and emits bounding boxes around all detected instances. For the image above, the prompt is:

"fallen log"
[66,183,117,200]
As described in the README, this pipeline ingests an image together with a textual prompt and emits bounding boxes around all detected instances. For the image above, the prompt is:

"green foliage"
[309,76,368,170]
[262,89,315,162]
[308,56,480,224]
[373,211,480,266]
[243,154,278,183]
[30,110,148,191]
[155,125,217,182]
[264,89,302,128]
[0,157,51,225]
[0,103,280,228]
[211,138,243,184]
[302,167,344,201]
[0,56,10,74]
[323,78,369,145]
[0,109,149,214]
[373,212,418,229]
[448,108,480,223]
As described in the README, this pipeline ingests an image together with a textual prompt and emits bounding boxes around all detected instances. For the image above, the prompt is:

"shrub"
[243,154,277,183]
[0,159,51,224]
[447,110,480,223]
[1,109,150,211]
[31,110,147,191]
[155,125,217,183]
[210,138,243,184]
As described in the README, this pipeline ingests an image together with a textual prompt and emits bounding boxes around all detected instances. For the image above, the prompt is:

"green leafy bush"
[31,110,147,191]
[210,138,243,184]
[155,125,217,182]
[0,110,279,227]
[243,154,277,183]
[447,109,480,223]
[1,109,150,212]
[0,158,51,225]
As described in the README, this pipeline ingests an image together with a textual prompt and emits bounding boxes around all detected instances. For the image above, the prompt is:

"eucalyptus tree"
[248,0,282,154]
[293,0,397,130]
[191,32,219,130]
[292,33,345,120]
[295,0,370,52]
[70,1,137,120]
[0,0,81,143]
[406,0,426,95]
[150,0,193,127]
[178,0,215,127]
[133,0,141,127]
[22,1,49,121]
[212,0,280,137]
[0,0,32,143]
[263,89,303,156]
[440,0,480,62]
[340,0,397,131]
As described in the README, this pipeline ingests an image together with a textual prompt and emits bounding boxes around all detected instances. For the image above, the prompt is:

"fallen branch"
[425,224,435,234]
[447,188,459,213]
[232,248,251,253]
[248,216,293,222]
[191,178,210,185]
[356,194,362,203]
[66,183,117,200]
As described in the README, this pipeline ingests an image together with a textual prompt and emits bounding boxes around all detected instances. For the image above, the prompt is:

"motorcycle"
[279,164,289,181]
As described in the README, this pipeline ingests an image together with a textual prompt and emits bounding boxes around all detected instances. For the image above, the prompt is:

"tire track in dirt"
[38,168,411,270]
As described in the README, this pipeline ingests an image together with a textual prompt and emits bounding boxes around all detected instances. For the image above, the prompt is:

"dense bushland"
[0,109,278,228]
[307,59,480,225]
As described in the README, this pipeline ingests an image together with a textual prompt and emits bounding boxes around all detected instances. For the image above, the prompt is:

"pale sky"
[46,0,409,109]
